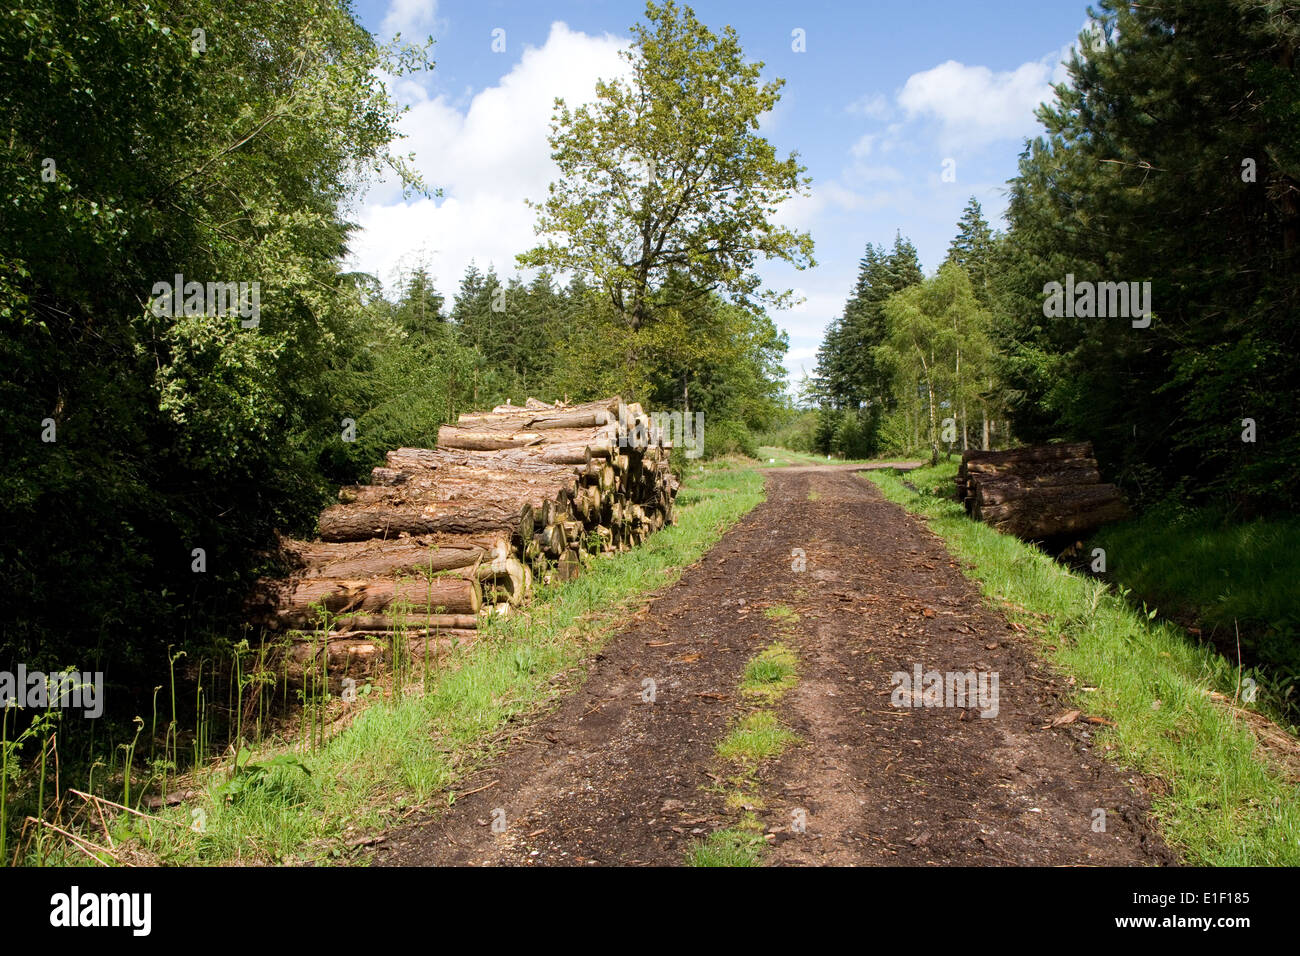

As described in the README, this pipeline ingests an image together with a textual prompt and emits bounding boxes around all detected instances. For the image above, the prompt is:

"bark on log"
[384,446,584,475]
[271,575,481,625]
[467,398,618,427]
[982,500,1130,539]
[521,410,612,430]
[344,471,578,516]
[319,500,532,542]
[435,427,545,451]
[283,540,488,579]
[973,479,1119,509]
[962,441,1094,466]
[327,613,479,631]
[964,461,1101,485]
[369,467,411,487]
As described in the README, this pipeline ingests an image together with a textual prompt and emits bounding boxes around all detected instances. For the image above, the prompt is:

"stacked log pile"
[250,397,679,681]
[955,441,1128,540]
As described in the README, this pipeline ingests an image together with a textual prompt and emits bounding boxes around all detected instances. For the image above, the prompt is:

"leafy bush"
[0,0,428,713]
[704,420,758,459]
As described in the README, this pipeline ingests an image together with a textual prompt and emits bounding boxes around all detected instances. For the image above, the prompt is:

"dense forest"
[802,0,1298,520]
[0,0,797,729]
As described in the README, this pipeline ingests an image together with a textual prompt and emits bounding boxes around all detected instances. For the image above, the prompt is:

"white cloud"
[877,122,906,154]
[382,0,440,39]
[846,92,891,120]
[771,281,854,381]
[897,58,1055,151]
[850,133,875,158]
[781,288,849,326]
[346,21,629,297]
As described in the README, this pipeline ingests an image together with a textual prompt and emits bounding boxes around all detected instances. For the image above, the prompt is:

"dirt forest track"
[377,463,1175,866]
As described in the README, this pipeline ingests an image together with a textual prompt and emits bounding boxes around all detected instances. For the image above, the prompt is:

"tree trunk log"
[962,441,1094,466]
[319,500,531,542]
[973,477,1115,508]
[326,612,479,631]
[982,500,1131,539]
[435,427,545,450]
[278,632,479,688]
[269,574,480,626]
[477,555,529,605]
[557,550,582,582]
[282,539,489,579]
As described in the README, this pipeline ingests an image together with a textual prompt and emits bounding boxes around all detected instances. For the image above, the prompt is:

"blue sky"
[346,0,1095,386]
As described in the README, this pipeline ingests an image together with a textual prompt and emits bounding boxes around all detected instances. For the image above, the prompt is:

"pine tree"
[810,232,925,456]
[997,0,1300,509]
[946,197,995,306]
[945,198,1000,447]
[450,263,502,405]
[393,267,446,338]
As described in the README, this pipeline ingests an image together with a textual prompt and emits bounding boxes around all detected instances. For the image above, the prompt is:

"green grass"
[865,462,1300,866]
[756,445,889,467]
[741,643,798,702]
[687,825,765,866]
[762,603,798,624]
[88,463,766,866]
[716,709,797,764]
[690,627,801,866]
[1091,505,1300,714]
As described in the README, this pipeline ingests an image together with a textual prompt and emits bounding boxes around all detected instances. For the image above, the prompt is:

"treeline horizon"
[792,0,1297,520]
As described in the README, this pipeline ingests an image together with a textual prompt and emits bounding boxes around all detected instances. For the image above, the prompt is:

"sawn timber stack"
[955,441,1128,541]
[251,397,679,678]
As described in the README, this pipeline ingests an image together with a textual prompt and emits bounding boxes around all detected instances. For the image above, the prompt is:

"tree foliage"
[877,265,995,464]
[994,0,1300,510]
[0,0,431,680]
[518,0,814,330]
[810,234,924,457]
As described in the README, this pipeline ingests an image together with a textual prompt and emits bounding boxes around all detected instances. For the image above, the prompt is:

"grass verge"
[1090,505,1300,718]
[756,445,885,468]
[865,461,1300,866]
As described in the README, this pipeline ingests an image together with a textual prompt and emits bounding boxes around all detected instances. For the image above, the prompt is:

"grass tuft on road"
[741,642,798,702]
[716,710,797,764]
[691,602,802,866]
[687,826,766,867]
